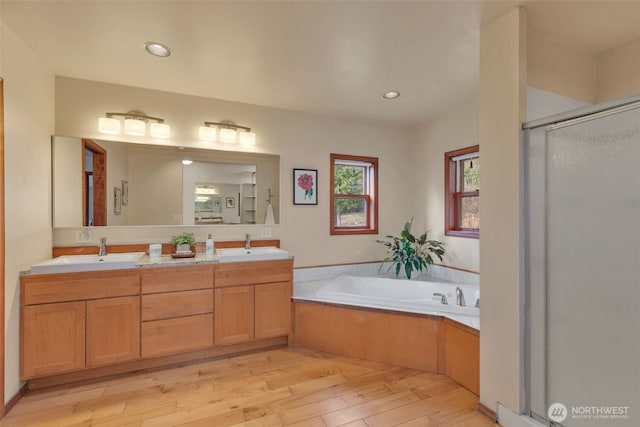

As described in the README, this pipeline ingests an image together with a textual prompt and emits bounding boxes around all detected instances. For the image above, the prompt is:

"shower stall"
[524,96,640,427]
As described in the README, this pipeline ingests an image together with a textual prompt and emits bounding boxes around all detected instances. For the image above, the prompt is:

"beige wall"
[478,7,527,413]
[598,38,640,102]
[413,102,479,273]
[527,31,598,104]
[54,77,415,267]
[1,24,55,403]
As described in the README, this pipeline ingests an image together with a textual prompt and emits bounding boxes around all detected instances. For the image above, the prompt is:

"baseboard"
[478,401,497,422]
[3,383,27,417]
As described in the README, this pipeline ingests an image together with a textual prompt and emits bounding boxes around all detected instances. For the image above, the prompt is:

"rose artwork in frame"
[293,168,318,205]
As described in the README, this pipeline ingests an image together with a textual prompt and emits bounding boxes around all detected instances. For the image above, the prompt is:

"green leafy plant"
[377,218,445,279]
[170,231,196,247]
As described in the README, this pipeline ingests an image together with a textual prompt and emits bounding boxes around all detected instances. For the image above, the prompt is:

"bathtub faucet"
[433,293,447,305]
[98,237,107,256]
[455,287,465,307]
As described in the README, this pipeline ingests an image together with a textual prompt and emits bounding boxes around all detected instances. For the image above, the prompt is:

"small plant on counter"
[377,218,445,279]
[170,231,196,251]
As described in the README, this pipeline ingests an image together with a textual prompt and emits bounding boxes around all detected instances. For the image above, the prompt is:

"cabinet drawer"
[215,259,293,287]
[22,272,140,305]
[141,265,213,294]
[142,289,213,321]
[142,314,213,358]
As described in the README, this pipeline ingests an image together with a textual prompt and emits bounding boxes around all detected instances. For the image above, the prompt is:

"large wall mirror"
[53,136,280,227]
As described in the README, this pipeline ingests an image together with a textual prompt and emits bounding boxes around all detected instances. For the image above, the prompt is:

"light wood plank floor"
[3,348,497,427]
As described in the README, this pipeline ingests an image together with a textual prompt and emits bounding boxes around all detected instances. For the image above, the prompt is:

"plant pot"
[176,243,191,253]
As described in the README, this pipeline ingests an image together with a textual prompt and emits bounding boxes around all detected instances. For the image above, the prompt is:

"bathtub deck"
[3,347,497,426]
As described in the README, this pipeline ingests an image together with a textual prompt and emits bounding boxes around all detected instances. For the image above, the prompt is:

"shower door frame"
[521,94,640,425]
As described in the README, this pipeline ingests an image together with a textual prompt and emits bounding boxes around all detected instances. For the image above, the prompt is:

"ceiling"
[2,1,639,127]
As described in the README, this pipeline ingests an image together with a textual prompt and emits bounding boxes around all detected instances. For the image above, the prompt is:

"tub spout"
[98,237,107,256]
[455,287,465,307]
[433,293,447,305]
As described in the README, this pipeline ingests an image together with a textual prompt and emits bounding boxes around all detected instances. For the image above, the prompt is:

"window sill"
[445,230,479,239]
[331,228,378,236]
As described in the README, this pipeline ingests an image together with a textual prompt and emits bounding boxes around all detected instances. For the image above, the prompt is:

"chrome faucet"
[98,237,107,256]
[245,233,251,250]
[433,293,448,305]
[455,287,465,307]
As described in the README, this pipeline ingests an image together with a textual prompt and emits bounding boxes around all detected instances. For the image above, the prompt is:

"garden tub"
[294,274,480,329]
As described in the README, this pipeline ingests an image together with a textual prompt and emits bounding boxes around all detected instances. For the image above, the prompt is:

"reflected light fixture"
[199,121,255,145]
[98,111,170,138]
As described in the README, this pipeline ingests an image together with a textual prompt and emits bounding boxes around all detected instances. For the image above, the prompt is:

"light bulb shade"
[219,127,237,144]
[199,126,217,141]
[150,122,170,139]
[239,131,256,146]
[124,118,146,136]
[98,117,121,135]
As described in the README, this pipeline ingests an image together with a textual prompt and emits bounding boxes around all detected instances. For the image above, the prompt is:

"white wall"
[478,6,527,413]
[54,77,415,267]
[413,102,480,273]
[53,136,83,227]
[1,24,55,403]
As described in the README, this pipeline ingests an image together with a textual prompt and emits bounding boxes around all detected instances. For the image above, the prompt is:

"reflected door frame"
[82,139,107,226]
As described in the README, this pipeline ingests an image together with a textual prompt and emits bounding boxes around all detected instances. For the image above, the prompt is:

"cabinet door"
[87,296,140,367]
[255,282,292,339]
[21,301,85,379]
[214,286,254,345]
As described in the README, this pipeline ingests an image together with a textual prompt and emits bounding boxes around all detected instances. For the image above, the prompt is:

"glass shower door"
[526,103,640,426]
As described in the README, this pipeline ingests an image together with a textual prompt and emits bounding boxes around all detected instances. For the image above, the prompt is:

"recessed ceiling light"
[383,91,400,100]
[144,42,171,58]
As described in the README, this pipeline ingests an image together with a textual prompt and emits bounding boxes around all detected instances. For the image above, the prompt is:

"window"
[445,145,479,238]
[330,154,378,235]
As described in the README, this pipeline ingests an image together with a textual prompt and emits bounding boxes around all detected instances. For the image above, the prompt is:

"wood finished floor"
[3,348,497,427]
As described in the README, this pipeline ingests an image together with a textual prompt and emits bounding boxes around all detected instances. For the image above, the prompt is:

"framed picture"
[225,197,235,209]
[293,168,318,205]
[121,180,129,206]
[114,187,122,215]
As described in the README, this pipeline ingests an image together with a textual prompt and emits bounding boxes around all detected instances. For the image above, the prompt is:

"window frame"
[445,145,479,239]
[330,153,378,235]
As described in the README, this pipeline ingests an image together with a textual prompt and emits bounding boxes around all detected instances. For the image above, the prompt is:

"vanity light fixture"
[199,121,256,145]
[98,111,170,138]
[382,90,400,100]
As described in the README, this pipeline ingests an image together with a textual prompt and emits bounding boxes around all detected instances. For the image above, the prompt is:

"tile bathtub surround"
[294,262,479,285]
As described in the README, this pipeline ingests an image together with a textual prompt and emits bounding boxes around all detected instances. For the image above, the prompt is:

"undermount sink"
[29,252,145,274]
[216,246,291,263]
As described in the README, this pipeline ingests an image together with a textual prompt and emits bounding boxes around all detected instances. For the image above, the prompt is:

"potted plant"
[377,218,445,279]
[170,231,196,253]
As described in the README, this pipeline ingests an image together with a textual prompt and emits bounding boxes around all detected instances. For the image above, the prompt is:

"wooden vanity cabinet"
[86,295,140,367]
[20,271,140,379]
[214,259,293,346]
[22,301,86,378]
[140,265,214,358]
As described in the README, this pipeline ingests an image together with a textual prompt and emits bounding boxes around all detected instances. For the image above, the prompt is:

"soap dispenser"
[205,233,215,255]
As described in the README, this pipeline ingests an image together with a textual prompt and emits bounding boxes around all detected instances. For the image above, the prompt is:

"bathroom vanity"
[20,256,293,389]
